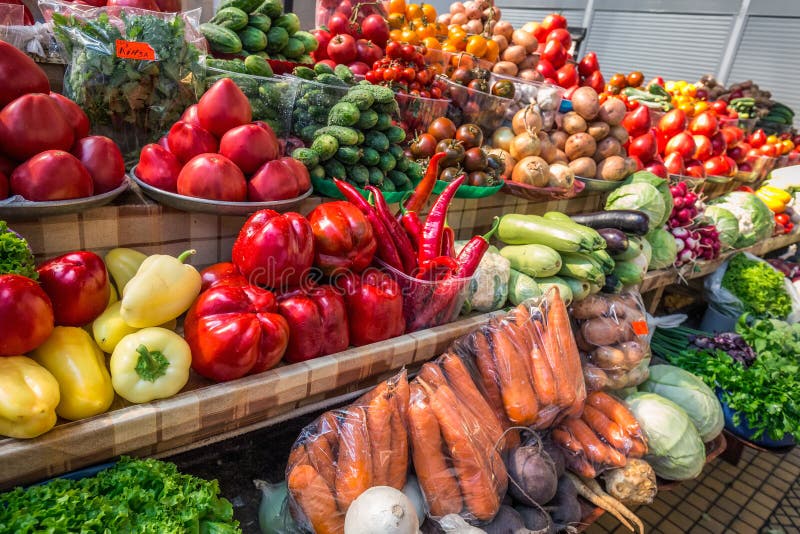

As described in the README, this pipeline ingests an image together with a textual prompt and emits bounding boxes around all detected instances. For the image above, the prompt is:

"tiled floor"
[587,444,800,533]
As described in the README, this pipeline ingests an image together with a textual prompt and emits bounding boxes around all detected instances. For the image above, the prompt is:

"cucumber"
[361,147,380,167]
[200,23,242,54]
[388,170,412,191]
[364,130,389,152]
[293,66,315,80]
[388,144,404,160]
[316,73,348,88]
[274,13,300,34]
[283,38,305,59]
[500,244,562,278]
[217,0,261,14]
[367,167,384,186]
[374,113,392,131]
[507,269,541,306]
[293,31,318,53]
[336,146,362,165]
[347,164,369,187]
[252,0,282,17]
[498,213,594,253]
[394,154,410,172]
[238,26,267,52]
[210,7,249,30]
[206,58,247,73]
[266,26,289,53]
[385,125,406,144]
[247,13,271,33]
[314,126,359,146]
[382,179,396,192]
[378,152,396,173]
[342,90,376,111]
[313,62,335,76]
[323,159,346,180]
[310,134,339,161]
[328,102,361,127]
[535,276,573,305]
[291,147,319,168]
[334,64,355,84]
[244,54,273,76]
[309,165,325,181]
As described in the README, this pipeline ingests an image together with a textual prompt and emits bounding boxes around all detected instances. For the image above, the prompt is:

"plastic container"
[440,76,513,131]
[395,92,451,134]
[205,67,299,137]
[490,72,564,122]
[286,75,351,142]
[314,0,385,30]
[426,49,494,77]
[699,305,737,333]
[376,259,472,333]
[720,117,758,135]
[718,392,796,449]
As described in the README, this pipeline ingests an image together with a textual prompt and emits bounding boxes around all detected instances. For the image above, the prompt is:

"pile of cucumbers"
[292,77,422,193]
[200,0,316,62]
[290,64,359,142]
[761,102,795,127]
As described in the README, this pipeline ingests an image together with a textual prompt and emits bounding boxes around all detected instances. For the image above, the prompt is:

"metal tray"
[0,178,129,220]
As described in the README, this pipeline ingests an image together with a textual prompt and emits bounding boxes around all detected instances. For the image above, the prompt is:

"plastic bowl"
[440,76,514,131]
[395,93,451,135]
[490,72,565,121]
[206,67,298,137]
[718,391,796,449]
[376,259,472,333]
[286,75,351,142]
[426,49,494,77]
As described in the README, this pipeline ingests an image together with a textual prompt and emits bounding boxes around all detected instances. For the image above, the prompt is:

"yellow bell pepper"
[105,247,148,294]
[760,185,792,204]
[30,327,115,421]
[110,327,191,403]
[92,301,177,354]
[0,356,60,439]
[121,250,201,328]
[756,189,788,213]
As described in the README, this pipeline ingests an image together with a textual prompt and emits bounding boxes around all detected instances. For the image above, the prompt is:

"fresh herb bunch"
[665,347,800,442]
[721,253,791,319]
[53,10,205,154]
[0,221,37,279]
[0,457,240,533]
[736,314,800,363]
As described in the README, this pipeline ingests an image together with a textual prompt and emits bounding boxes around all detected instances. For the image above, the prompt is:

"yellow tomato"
[681,83,697,97]
[416,22,436,39]
[389,28,403,42]
[783,139,795,153]
[694,101,709,114]
[442,42,458,52]
[388,0,406,14]
[678,102,694,115]
[767,134,779,145]
[388,12,406,29]
[433,21,447,38]
[422,36,441,50]
[665,80,677,93]
[421,3,437,20]
[401,28,419,44]
[448,25,466,42]
[406,3,423,20]
[484,38,500,62]
[465,34,487,57]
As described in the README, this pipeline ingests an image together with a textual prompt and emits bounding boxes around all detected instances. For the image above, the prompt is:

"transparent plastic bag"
[285,371,410,534]
[551,391,647,478]
[42,1,206,155]
[571,291,652,391]
[451,288,587,430]
[703,251,800,323]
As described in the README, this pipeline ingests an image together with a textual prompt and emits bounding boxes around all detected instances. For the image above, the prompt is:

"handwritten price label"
[115,40,156,61]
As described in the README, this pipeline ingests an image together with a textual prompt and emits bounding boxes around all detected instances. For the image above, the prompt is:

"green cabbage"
[710,191,775,248]
[624,171,673,227]
[702,206,739,250]
[639,365,724,442]
[625,392,706,481]
[605,183,666,229]
[646,229,677,270]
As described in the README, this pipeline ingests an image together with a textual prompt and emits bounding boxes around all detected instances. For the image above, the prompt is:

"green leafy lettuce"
[0,221,37,279]
[0,457,240,533]
[721,253,791,319]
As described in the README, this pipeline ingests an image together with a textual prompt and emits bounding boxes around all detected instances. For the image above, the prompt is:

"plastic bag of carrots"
[286,371,410,534]
[552,391,648,478]
[451,287,587,430]
[571,292,652,391]
[409,361,508,524]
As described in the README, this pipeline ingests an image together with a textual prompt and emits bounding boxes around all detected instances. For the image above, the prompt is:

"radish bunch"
[668,181,700,229]
[671,225,721,266]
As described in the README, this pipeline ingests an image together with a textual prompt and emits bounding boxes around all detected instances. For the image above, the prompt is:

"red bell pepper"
[307,201,377,276]
[37,251,110,327]
[185,283,290,382]
[278,284,349,363]
[232,209,315,291]
[199,262,247,292]
[0,274,54,356]
[341,270,405,346]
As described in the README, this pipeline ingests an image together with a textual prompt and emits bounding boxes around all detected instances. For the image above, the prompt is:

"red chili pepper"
[418,175,465,269]
[400,207,423,252]
[334,179,403,272]
[418,255,459,280]
[454,217,500,278]
[402,152,446,214]
[365,185,417,275]
[442,226,456,259]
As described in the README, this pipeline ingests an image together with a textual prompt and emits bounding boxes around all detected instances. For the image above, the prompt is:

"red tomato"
[311,28,332,61]
[361,14,389,47]
[688,111,719,137]
[356,39,384,65]
[720,126,742,148]
[578,51,599,77]
[584,70,604,93]
[197,78,251,138]
[178,153,246,201]
[542,39,567,69]
[328,12,352,35]
[11,150,93,201]
[167,122,219,165]
[628,132,658,163]
[248,157,311,201]
[348,61,370,75]
[0,275,54,356]
[547,28,572,50]
[711,100,728,115]
[535,58,557,80]
[665,132,696,160]
[180,104,202,128]
[709,131,727,157]
[691,134,713,161]
[658,108,687,138]
[704,155,732,177]
[327,34,358,64]
[724,156,738,175]
[219,123,279,175]
[759,143,778,157]
[749,129,767,148]
[664,152,685,175]
[135,143,181,192]
[48,92,89,143]
[644,160,668,178]
[727,142,750,164]
[0,93,74,161]
[0,41,50,108]
[556,63,578,88]
[37,251,110,327]
[542,13,567,32]
[72,136,125,194]
[685,159,706,178]
[622,105,651,138]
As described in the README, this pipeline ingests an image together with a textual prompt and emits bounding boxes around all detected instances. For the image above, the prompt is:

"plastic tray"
[310,175,412,204]
[130,169,312,215]
[440,76,514,131]
[502,178,585,201]
[395,92,451,135]
[432,179,505,198]
[490,72,565,120]
[576,176,625,192]
[0,178,129,220]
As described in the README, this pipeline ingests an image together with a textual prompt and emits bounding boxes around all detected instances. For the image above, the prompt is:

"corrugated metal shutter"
[728,16,800,126]
[584,11,732,82]
[498,7,585,28]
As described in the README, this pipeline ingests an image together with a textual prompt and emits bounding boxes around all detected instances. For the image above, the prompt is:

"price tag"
[632,320,649,336]
[115,40,156,61]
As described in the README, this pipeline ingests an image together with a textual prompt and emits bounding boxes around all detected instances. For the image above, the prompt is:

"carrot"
[586,391,643,439]
[307,432,337,490]
[488,324,539,425]
[628,437,648,458]
[334,407,373,510]
[565,450,598,478]
[472,329,509,424]
[392,370,410,423]
[366,391,393,487]
[407,383,463,517]
[527,317,559,408]
[288,463,344,534]
[386,401,409,489]
[504,312,532,355]
[562,418,616,467]
[552,428,582,454]
[582,405,633,453]
[426,380,501,522]
[546,289,582,410]
[288,442,310,471]
[419,361,447,387]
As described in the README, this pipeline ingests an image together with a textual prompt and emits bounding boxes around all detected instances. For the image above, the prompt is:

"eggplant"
[596,228,629,253]
[569,210,650,236]
[601,274,622,294]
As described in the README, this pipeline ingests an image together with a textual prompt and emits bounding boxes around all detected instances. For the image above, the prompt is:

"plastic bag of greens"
[456,242,511,313]
[704,252,800,323]
[43,1,206,156]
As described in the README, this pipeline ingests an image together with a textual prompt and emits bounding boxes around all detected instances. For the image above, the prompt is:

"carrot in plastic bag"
[386,401,409,489]
[586,391,643,439]
[628,437,648,458]
[393,370,410,423]
[366,391,393,487]
[562,418,618,467]
[288,463,344,534]
[408,382,463,517]
[520,307,559,407]
[488,324,539,425]
[334,407,373,510]
[471,330,508,423]
[582,405,632,454]
[543,291,579,410]
[552,428,597,479]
